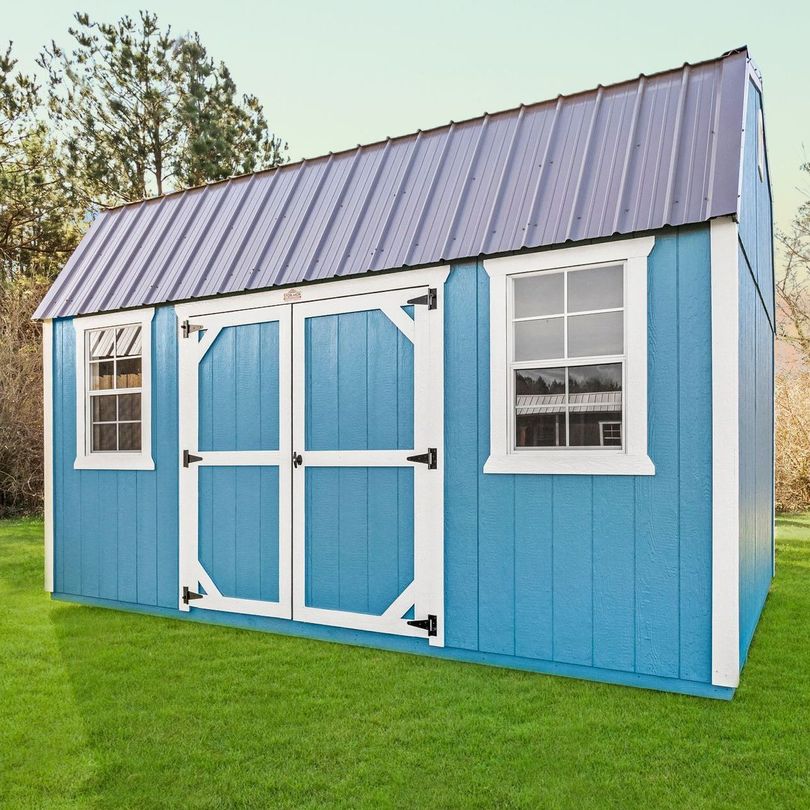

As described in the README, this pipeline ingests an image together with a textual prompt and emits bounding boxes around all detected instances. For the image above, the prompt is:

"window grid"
[86,326,142,453]
[509,263,626,451]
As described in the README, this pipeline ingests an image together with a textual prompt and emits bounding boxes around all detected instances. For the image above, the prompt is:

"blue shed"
[35,47,774,699]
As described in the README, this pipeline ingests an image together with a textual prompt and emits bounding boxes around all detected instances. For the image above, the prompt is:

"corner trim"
[42,319,54,592]
[710,216,740,687]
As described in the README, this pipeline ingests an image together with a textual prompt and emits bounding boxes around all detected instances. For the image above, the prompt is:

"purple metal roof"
[35,48,751,319]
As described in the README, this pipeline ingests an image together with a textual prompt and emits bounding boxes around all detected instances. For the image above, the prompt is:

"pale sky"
[8,0,810,233]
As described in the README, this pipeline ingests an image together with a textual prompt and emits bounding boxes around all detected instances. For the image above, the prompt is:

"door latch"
[407,614,437,637]
[182,586,203,604]
[406,448,437,469]
[183,450,203,467]
[293,451,303,468]
[406,288,437,310]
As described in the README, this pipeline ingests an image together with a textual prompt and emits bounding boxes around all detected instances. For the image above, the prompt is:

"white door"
[178,304,292,618]
[292,288,445,646]
[177,278,445,646]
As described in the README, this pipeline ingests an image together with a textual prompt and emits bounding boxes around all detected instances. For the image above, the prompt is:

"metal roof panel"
[35,48,752,319]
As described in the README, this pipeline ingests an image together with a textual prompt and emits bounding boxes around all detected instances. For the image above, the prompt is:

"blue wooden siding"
[737,77,775,665]
[52,307,179,607]
[52,224,717,693]
[444,226,713,684]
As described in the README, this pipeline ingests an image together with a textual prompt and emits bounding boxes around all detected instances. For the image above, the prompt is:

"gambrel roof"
[36,47,753,319]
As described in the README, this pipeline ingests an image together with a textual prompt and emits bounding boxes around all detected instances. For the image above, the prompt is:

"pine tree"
[38,11,286,207]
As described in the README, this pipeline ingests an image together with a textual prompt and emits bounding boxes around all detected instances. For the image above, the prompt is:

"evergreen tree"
[38,11,286,207]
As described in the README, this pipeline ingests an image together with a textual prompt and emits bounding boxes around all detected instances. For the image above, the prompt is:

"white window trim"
[483,237,655,476]
[74,307,155,470]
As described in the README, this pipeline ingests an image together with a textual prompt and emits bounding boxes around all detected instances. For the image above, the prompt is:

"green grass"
[1,517,809,809]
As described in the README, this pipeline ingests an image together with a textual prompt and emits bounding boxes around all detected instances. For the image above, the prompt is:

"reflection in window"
[512,265,624,450]
[86,325,142,452]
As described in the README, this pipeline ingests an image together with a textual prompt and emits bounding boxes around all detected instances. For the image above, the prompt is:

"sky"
[7,0,810,232]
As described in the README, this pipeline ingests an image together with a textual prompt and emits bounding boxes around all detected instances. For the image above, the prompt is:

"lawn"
[1,517,809,809]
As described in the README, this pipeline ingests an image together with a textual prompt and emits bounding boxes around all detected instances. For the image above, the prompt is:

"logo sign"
[283,288,302,302]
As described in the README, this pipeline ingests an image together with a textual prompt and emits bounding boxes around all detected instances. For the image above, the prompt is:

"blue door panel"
[198,466,280,602]
[304,467,414,615]
[198,321,280,452]
[305,310,413,451]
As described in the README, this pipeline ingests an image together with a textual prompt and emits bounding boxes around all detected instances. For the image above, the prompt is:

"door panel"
[198,322,279,451]
[305,310,414,451]
[304,466,414,615]
[179,305,291,619]
[199,465,279,602]
[293,288,444,645]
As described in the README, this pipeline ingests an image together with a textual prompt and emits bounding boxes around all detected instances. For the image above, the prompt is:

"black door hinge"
[182,586,203,604]
[181,319,204,339]
[406,288,437,310]
[406,447,437,469]
[183,449,203,467]
[407,614,437,636]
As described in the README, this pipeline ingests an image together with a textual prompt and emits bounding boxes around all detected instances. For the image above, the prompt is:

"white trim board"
[710,216,741,688]
[174,264,452,321]
[72,307,155,470]
[482,236,655,476]
[42,319,54,592]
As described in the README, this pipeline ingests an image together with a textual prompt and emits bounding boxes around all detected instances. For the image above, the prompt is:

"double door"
[177,281,445,646]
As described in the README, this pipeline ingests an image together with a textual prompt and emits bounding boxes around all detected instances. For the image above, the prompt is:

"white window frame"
[74,307,155,470]
[483,237,655,476]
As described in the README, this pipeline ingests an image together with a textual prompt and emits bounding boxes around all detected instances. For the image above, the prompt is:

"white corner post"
[710,216,740,687]
[42,319,54,592]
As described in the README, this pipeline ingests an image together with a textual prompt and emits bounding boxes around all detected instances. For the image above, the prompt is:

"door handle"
[293,451,303,468]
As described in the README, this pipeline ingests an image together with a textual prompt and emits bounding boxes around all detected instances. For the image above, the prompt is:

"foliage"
[0,278,49,516]
[1,515,809,807]
[776,161,810,365]
[38,11,287,207]
[0,44,83,283]
[776,371,810,512]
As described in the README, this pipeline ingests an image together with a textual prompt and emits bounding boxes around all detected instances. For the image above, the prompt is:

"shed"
[36,47,774,699]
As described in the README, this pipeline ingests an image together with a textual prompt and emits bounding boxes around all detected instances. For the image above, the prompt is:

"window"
[87,325,143,452]
[74,308,154,470]
[512,264,624,451]
[483,238,655,475]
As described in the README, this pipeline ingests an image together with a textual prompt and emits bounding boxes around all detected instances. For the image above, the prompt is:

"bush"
[0,278,49,516]
[776,370,810,512]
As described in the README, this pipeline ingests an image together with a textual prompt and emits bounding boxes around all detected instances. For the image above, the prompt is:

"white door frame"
[177,302,293,619]
[291,278,447,646]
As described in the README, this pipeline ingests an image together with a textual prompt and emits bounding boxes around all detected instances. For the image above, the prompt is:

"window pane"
[567,311,623,357]
[568,363,622,393]
[89,329,115,360]
[90,360,115,390]
[568,363,622,447]
[513,273,564,318]
[116,357,142,388]
[568,265,623,312]
[514,317,564,361]
[516,413,566,447]
[117,393,141,421]
[118,422,141,451]
[515,368,566,447]
[91,394,117,422]
[569,412,623,447]
[92,423,117,451]
[116,326,142,357]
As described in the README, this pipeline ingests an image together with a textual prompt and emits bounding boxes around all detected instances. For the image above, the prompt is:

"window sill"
[74,454,155,471]
[483,453,655,476]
